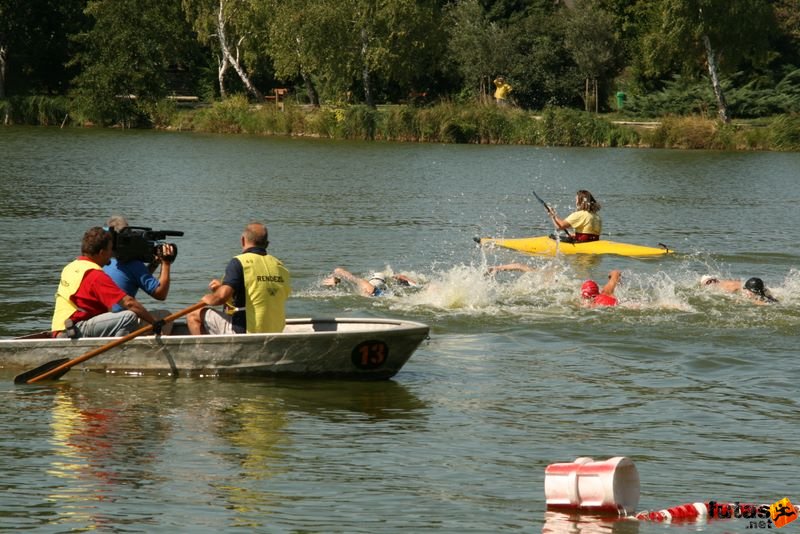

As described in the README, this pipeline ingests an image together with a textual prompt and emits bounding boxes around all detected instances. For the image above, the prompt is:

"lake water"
[1,126,798,533]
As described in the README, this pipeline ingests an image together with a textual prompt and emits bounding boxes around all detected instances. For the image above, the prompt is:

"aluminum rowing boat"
[0,317,429,380]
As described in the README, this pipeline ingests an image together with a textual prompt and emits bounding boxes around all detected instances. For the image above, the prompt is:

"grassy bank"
[169,96,640,148]
[3,94,799,151]
[168,97,800,151]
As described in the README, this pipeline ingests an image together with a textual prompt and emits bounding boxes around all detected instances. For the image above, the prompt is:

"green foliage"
[539,106,637,147]
[727,69,800,117]
[189,94,250,133]
[341,105,378,140]
[303,108,342,138]
[444,0,507,95]
[140,99,178,129]
[412,104,455,142]
[645,116,719,149]
[0,96,69,125]
[502,10,582,109]
[379,106,419,142]
[169,98,639,147]
[0,0,87,97]
[69,0,198,125]
[623,75,717,118]
[768,114,800,150]
[622,68,800,119]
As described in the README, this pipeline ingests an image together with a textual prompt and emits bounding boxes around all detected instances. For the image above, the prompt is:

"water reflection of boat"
[1,317,429,380]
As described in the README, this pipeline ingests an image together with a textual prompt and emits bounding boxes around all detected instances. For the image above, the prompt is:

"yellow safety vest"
[51,259,103,331]
[227,253,291,333]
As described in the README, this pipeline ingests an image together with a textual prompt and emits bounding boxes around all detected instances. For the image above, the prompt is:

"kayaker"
[187,222,291,335]
[581,270,621,307]
[323,267,418,297]
[700,275,778,304]
[104,215,174,334]
[550,190,602,242]
[51,227,166,338]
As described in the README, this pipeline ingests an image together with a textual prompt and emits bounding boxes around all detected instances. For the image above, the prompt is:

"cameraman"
[104,216,175,332]
[52,227,165,338]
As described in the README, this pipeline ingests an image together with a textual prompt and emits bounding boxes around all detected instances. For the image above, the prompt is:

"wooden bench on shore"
[265,88,288,111]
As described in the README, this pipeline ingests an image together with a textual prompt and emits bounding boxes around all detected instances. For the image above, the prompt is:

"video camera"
[111,226,183,263]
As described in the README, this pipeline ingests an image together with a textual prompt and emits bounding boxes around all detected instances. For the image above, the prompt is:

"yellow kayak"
[477,235,672,257]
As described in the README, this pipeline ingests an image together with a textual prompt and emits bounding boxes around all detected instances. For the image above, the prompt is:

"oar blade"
[14,358,71,385]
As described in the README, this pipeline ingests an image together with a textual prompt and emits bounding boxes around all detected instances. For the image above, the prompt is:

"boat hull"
[478,236,671,257]
[1,317,429,380]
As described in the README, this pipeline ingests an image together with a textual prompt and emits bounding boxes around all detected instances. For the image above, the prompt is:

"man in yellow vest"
[187,222,291,335]
[52,227,166,338]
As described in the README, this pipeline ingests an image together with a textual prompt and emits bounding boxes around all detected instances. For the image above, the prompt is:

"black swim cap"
[743,277,765,295]
[744,277,778,303]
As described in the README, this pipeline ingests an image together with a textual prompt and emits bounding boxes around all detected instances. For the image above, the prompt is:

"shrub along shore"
[3,95,799,151]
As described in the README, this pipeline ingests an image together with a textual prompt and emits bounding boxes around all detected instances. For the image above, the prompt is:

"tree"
[0,0,87,98]
[182,0,264,99]
[260,0,326,107]
[70,0,198,124]
[445,0,510,102]
[562,0,622,112]
[293,0,443,107]
[350,0,443,107]
[492,2,581,109]
[772,0,800,66]
[636,0,775,122]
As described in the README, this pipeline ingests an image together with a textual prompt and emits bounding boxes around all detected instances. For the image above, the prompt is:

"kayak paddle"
[532,190,573,239]
[14,301,206,385]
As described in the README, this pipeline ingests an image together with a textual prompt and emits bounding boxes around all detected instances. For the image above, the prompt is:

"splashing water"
[297,258,798,331]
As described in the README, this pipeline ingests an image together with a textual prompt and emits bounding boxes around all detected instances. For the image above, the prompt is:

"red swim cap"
[581,280,599,298]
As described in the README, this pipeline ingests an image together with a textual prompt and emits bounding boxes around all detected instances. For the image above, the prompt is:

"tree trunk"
[594,78,598,113]
[294,37,319,108]
[702,34,730,123]
[301,71,320,108]
[481,76,490,105]
[218,54,229,99]
[216,0,263,100]
[0,45,7,99]
[584,78,589,112]
[360,28,374,108]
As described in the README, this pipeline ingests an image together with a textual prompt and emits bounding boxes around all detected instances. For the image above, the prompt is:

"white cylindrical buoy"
[544,457,640,515]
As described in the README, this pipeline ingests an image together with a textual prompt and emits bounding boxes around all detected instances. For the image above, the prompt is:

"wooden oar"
[532,190,574,239]
[14,301,206,385]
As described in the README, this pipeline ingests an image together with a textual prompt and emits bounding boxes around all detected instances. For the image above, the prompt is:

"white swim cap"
[368,273,387,289]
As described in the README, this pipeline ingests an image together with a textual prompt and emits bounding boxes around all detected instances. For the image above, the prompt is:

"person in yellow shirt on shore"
[493,76,513,106]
